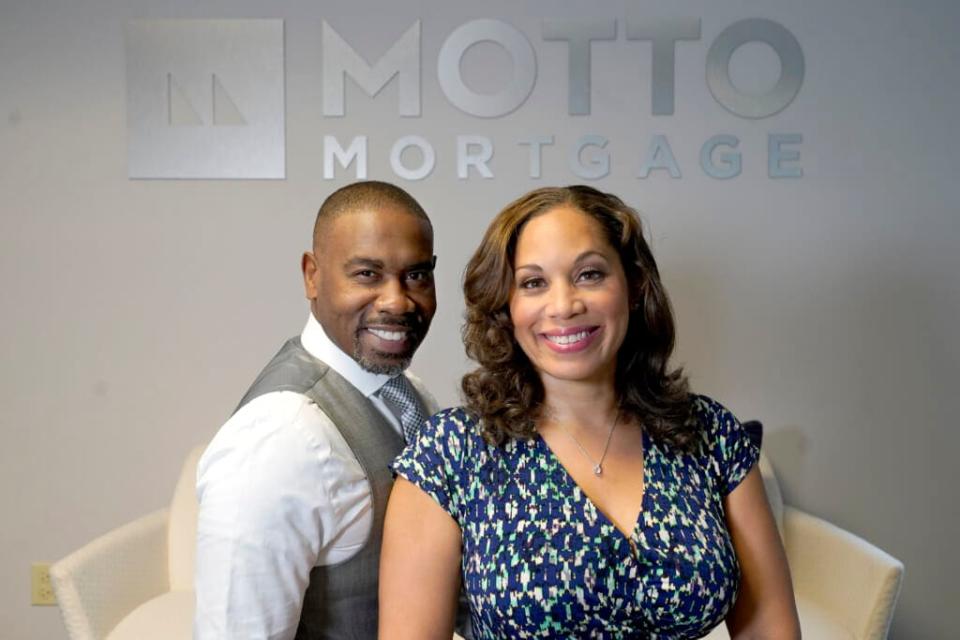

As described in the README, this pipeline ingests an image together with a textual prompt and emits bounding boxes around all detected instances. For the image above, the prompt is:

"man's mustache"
[358,314,425,332]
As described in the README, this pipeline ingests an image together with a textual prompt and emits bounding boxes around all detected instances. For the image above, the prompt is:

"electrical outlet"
[31,563,56,606]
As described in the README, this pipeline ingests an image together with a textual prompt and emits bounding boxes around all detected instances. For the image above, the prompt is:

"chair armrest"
[50,508,171,640]
[783,506,903,640]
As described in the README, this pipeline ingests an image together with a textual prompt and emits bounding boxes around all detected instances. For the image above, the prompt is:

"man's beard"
[354,348,411,376]
[353,313,424,376]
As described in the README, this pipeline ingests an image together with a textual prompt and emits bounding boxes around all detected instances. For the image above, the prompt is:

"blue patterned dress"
[392,395,760,639]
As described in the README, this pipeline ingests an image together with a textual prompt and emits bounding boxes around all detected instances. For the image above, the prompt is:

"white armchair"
[782,505,904,639]
[51,442,903,640]
[50,445,204,640]
[703,453,904,640]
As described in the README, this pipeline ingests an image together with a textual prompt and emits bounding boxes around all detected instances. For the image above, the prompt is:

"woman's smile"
[540,326,602,352]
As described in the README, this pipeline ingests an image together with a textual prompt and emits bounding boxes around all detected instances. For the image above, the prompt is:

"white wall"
[1,1,957,638]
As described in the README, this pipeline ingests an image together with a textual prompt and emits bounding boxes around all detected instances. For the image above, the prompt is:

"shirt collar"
[300,313,393,398]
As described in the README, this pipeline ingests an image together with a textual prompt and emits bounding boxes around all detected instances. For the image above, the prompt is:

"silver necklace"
[553,410,619,476]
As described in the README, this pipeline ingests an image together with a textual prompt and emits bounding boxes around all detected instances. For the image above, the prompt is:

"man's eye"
[353,270,379,280]
[407,270,433,282]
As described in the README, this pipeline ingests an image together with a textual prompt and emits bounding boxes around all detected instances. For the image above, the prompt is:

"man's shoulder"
[202,390,344,471]
[197,392,335,499]
[231,388,317,428]
[236,337,330,406]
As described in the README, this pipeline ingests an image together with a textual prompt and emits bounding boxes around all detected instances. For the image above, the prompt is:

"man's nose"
[375,277,416,315]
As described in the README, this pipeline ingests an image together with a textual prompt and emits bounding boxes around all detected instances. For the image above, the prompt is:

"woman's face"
[509,206,631,387]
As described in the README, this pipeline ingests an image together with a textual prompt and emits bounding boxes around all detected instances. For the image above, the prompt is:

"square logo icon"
[126,20,285,179]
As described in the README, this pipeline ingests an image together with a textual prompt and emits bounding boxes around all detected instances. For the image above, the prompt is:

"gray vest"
[235,337,409,640]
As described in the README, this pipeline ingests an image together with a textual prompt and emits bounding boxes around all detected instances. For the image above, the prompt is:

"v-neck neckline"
[535,427,654,545]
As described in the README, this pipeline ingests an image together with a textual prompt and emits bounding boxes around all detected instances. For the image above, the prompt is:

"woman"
[380,186,800,639]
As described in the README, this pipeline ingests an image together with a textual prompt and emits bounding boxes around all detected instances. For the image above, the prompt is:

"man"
[195,181,439,639]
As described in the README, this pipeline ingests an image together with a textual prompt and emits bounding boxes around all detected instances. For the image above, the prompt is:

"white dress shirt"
[194,314,437,640]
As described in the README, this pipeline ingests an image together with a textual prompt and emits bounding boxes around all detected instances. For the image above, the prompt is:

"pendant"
[593,464,603,476]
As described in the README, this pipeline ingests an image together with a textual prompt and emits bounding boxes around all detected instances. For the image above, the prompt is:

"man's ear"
[302,251,319,300]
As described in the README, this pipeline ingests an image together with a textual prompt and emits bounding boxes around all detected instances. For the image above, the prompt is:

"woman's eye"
[578,269,605,282]
[519,277,545,290]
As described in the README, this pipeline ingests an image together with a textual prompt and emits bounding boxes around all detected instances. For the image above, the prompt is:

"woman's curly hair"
[461,185,697,450]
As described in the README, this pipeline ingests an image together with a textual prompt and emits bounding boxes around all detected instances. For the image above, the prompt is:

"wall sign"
[126,20,285,179]
[126,17,803,181]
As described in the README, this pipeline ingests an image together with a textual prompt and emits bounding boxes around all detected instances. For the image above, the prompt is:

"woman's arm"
[724,466,802,639]
[379,477,464,640]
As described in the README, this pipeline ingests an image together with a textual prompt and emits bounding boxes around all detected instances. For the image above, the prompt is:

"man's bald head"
[312,181,432,250]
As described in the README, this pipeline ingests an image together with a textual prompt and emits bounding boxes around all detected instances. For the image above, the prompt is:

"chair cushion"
[700,622,730,639]
[796,595,855,639]
[168,445,206,590]
[106,590,194,640]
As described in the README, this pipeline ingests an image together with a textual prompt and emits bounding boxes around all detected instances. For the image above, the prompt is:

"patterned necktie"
[379,375,426,445]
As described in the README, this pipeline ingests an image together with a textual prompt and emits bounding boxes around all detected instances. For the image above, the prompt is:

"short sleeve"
[391,407,475,525]
[694,396,761,496]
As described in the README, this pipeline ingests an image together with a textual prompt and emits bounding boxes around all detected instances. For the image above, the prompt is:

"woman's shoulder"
[421,406,487,450]
[687,393,761,493]
[425,406,480,431]
[689,393,739,427]
[686,393,751,449]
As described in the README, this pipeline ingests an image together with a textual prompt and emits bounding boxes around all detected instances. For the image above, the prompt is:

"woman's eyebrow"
[514,263,542,272]
[515,250,609,272]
